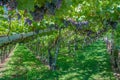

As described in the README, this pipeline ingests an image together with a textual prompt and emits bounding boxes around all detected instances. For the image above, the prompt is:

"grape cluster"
[45,0,62,15]
[0,0,17,10]
[55,0,62,9]
[0,0,8,6]
[45,2,56,15]
[63,19,89,30]
[1,0,63,22]
[30,6,45,22]
[30,0,63,22]
[1,0,18,19]
[7,0,17,10]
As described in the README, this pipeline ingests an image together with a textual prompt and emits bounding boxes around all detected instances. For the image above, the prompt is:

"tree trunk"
[48,48,53,70]
[53,41,60,70]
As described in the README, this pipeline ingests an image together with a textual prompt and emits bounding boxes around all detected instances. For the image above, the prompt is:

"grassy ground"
[0,40,116,80]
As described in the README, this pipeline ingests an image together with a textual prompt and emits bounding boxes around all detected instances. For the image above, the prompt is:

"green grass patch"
[0,40,116,80]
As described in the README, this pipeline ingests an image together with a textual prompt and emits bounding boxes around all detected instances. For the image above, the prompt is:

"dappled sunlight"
[0,41,115,80]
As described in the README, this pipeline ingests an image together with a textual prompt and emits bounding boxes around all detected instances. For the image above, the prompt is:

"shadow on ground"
[0,41,115,80]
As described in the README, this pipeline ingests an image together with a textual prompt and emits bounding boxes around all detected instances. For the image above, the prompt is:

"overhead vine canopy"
[0,0,119,35]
